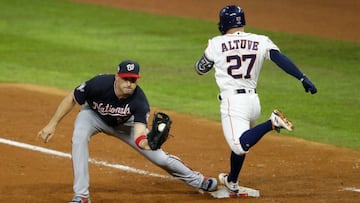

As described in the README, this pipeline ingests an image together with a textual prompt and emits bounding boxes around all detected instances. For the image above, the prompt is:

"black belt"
[218,89,257,101]
[236,89,246,94]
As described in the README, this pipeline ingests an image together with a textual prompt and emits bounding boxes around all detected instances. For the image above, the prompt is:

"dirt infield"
[1,0,359,202]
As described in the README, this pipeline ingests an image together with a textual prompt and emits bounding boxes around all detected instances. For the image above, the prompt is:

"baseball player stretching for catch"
[38,60,217,203]
[195,5,317,195]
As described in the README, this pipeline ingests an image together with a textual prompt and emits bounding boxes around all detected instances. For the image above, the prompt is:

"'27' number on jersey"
[227,54,256,79]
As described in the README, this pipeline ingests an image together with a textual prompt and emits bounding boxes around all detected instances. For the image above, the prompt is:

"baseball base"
[207,185,260,198]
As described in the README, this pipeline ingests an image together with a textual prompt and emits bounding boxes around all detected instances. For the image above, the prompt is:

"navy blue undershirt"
[270,49,303,80]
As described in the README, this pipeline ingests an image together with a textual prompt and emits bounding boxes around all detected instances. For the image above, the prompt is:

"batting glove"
[301,76,317,94]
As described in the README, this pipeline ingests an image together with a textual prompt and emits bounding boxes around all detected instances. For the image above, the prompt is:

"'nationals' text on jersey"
[73,74,150,126]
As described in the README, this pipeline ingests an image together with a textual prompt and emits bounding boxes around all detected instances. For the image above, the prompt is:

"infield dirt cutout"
[1,0,359,202]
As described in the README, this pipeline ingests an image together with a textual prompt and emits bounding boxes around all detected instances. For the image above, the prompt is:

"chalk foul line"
[2,137,360,194]
[0,137,171,179]
[341,187,360,193]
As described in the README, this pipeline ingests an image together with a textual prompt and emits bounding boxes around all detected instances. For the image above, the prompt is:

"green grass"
[1,0,359,150]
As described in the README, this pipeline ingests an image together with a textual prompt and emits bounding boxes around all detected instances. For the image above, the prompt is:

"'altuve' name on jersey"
[221,39,259,52]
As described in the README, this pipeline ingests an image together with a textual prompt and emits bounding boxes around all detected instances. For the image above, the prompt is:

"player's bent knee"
[230,144,248,156]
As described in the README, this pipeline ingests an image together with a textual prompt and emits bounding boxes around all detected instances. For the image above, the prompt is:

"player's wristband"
[135,135,147,149]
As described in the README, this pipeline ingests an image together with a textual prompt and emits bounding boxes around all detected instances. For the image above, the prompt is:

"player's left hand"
[147,112,172,150]
[37,124,56,143]
[301,76,317,94]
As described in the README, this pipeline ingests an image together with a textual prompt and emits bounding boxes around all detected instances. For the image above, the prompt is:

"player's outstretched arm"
[134,122,151,150]
[270,49,317,94]
[37,90,77,143]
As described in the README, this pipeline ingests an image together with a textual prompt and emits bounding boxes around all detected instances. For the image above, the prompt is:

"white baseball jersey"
[203,31,279,92]
[196,31,280,154]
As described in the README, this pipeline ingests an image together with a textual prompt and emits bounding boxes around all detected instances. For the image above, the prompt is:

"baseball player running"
[194,5,317,194]
[38,60,217,203]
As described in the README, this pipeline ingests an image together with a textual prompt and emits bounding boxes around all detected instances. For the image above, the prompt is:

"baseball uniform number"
[227,54,256,79]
